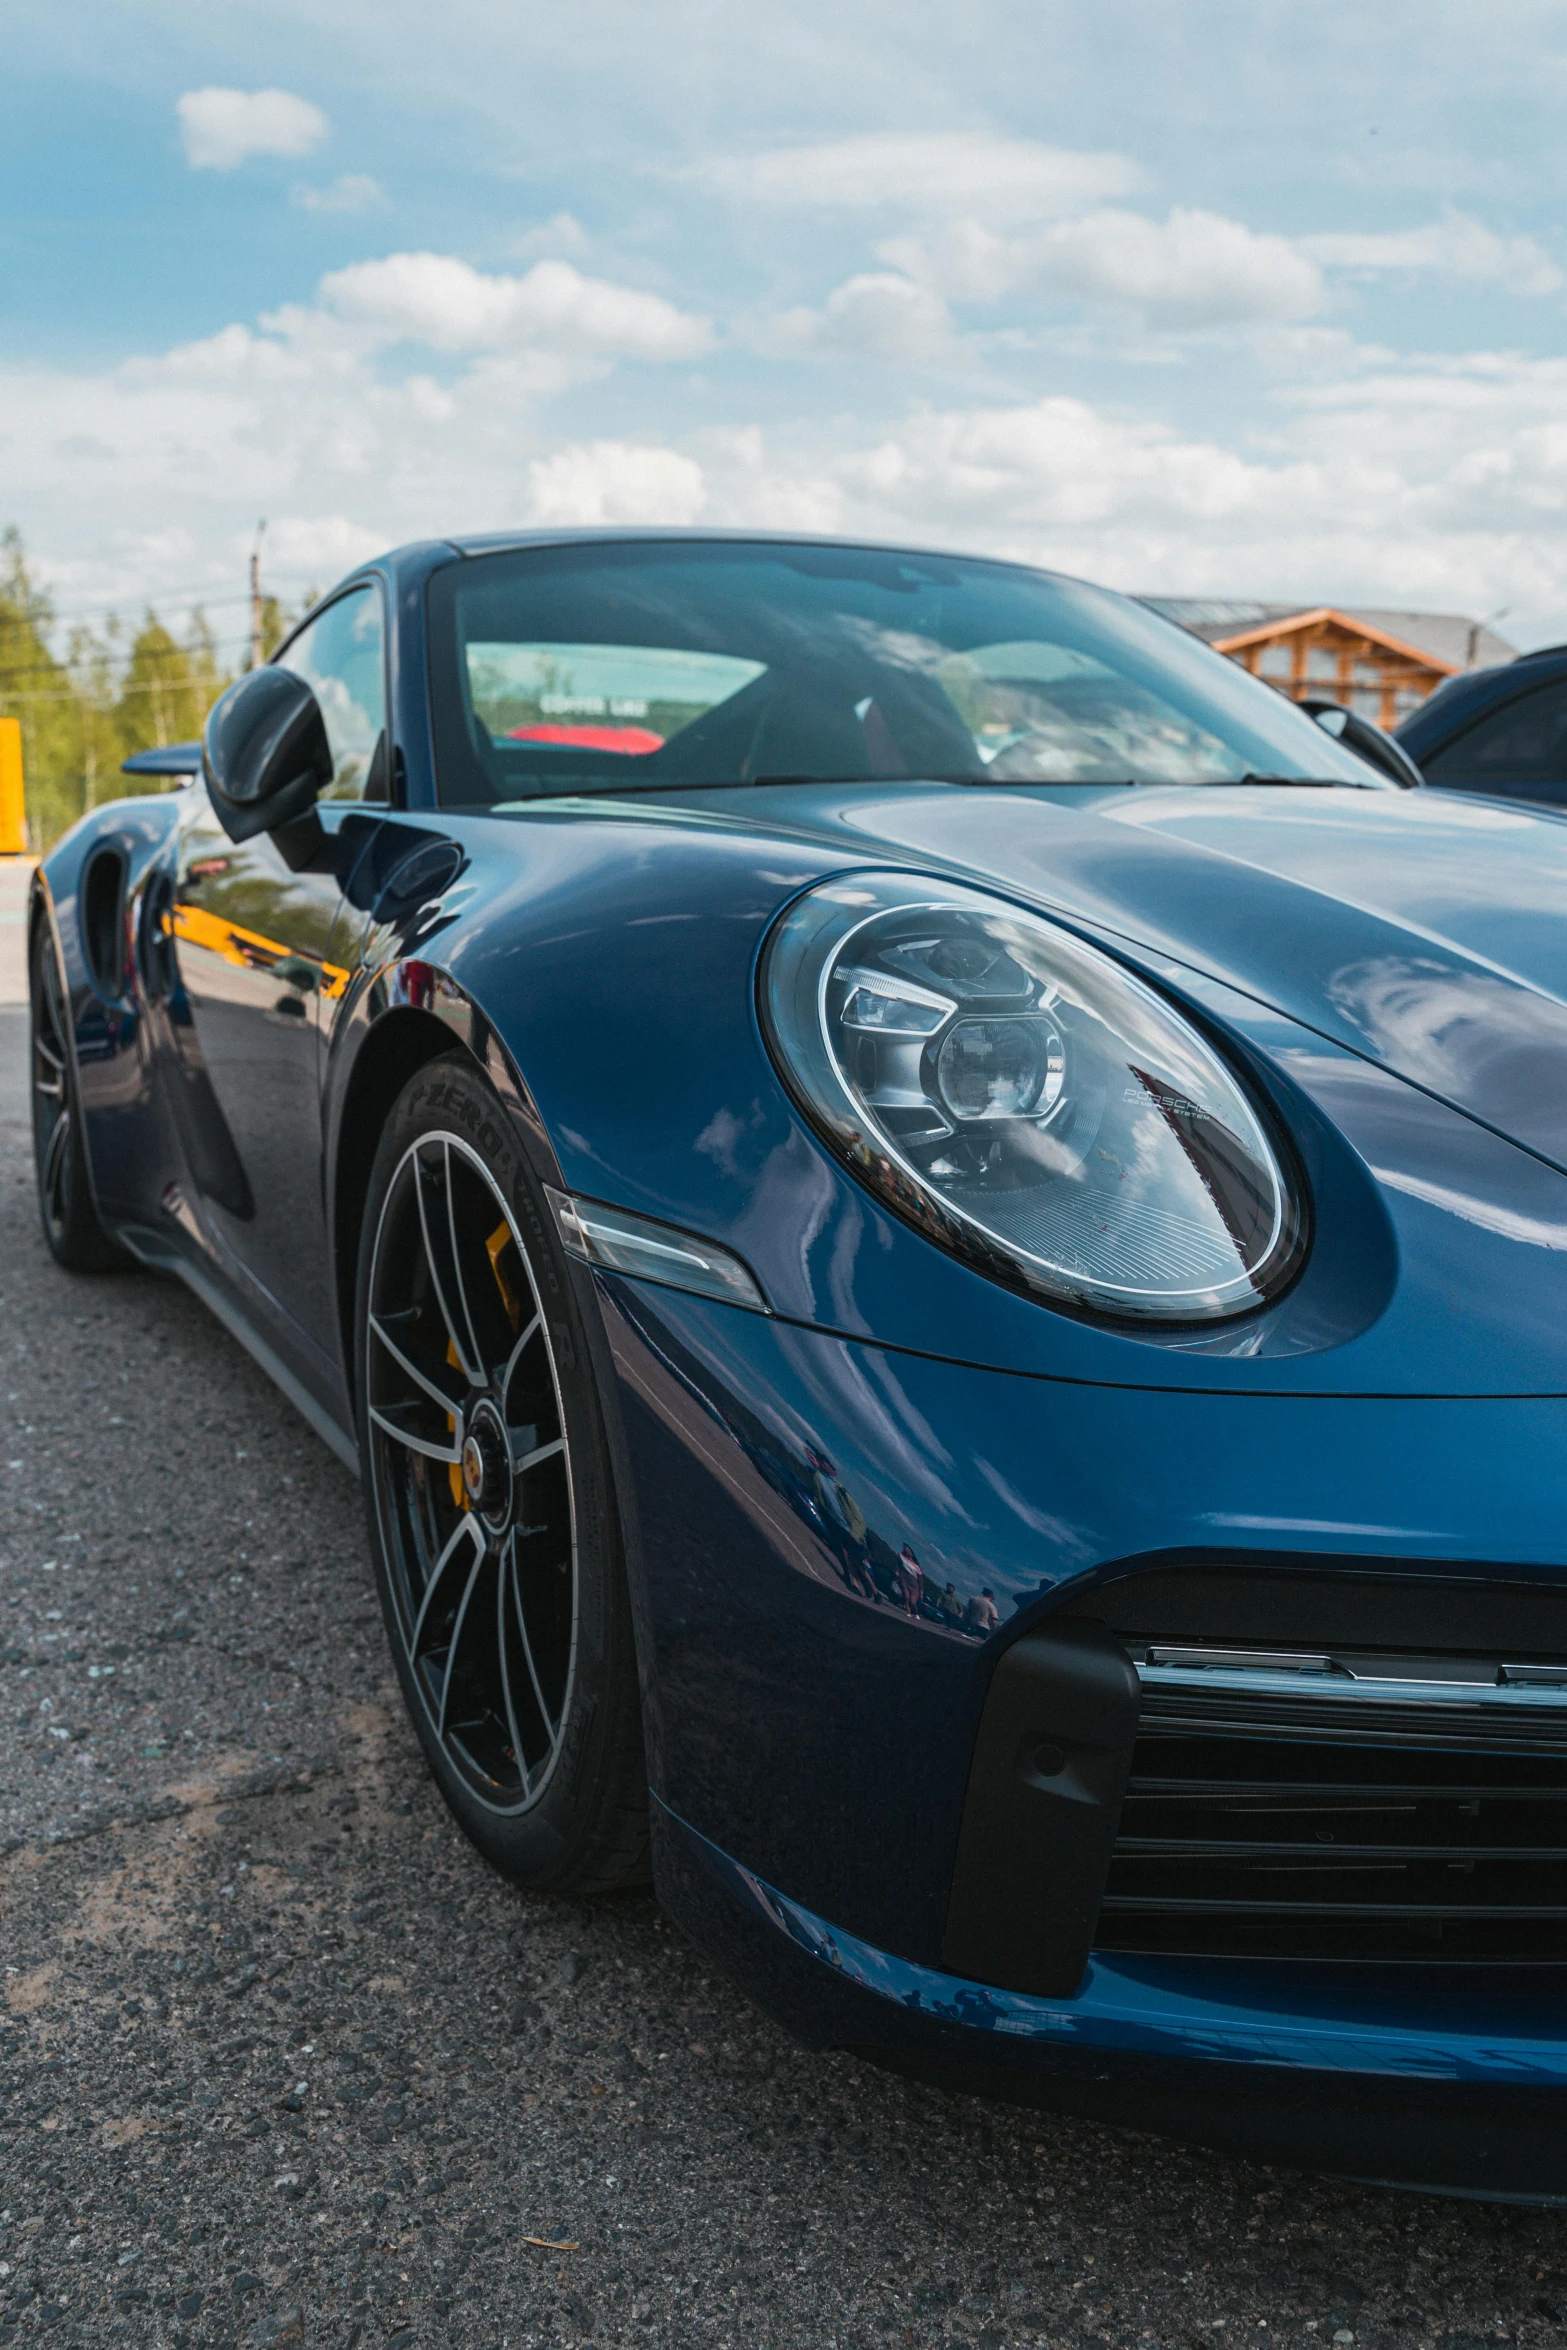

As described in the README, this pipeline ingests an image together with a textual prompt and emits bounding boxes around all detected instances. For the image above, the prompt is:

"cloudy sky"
[7,0,1567,655]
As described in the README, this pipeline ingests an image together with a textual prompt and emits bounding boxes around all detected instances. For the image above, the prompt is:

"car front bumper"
[590,1270,1567,2190]
[655,1796,1567,2198]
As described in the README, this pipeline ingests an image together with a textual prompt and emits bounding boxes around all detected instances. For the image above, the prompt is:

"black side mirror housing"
[203,667,333,845]
[1302,698,1425,790]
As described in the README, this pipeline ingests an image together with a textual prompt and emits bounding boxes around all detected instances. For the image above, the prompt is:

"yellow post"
[0,718,25,854]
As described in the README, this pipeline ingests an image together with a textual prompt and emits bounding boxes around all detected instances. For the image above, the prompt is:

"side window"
[276,585,387,801]
[1423,680,1567,787]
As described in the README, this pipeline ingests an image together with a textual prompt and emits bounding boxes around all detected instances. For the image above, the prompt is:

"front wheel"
[355,1055,649,1892]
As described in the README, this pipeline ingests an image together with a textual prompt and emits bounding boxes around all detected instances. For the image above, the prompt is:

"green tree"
[185,607,226,708]
[64,618,125,820]
[0,525,236,848]
[251,594,295,665]
[117,614,207,755]
[0,526,88,849]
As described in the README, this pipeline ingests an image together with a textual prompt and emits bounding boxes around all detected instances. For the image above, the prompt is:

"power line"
[0,638,258,703]
[24,578,320,627]
[0,656,245,691]
[0,625,253,672]
[42,591,247,622]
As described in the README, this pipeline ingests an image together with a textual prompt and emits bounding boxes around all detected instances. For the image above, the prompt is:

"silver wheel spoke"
[510,1542,561,1741]
[437,1531,491,1738]
[496,1536,532,1798]
[441,1139,487,1378]
[414,1145,483,1386]
[411,1511,485,1658]
[513,1435,565,1476]
[370,1312,466,1414]
[368,1402,461,1465]
[43,1110,70,1219]
[499,1311,542,1397]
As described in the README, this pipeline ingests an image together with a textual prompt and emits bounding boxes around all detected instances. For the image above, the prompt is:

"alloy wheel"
[366,1132,577,1813]
[32,934,74,1246]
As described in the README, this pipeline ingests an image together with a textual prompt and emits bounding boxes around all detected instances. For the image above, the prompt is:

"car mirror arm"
[1303,699,1425,789]
[270,807,339,874]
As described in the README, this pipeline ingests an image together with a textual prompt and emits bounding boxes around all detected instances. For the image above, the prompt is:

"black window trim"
[272,572,398,810]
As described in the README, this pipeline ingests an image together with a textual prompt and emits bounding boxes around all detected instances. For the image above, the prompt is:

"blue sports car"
[30,533,1567,2197]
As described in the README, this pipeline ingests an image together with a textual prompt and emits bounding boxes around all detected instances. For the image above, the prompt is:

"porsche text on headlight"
[762,873,1304,1321]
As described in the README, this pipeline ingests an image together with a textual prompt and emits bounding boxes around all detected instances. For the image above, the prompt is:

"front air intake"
[1096,1644,1567,1963]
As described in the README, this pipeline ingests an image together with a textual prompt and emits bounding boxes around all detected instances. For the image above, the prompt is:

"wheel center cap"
[462,1402,512,1528]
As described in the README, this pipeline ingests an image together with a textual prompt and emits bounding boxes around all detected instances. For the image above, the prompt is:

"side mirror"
[203,667,333,847]
[1302,699,1425,791]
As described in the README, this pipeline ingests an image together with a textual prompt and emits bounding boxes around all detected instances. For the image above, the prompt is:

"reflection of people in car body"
[965,1587,1000,1634]
[805,1446,876,1600]
[896,1543,924,1616]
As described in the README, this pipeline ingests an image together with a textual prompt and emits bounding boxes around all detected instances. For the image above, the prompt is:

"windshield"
[426,539,1377,803]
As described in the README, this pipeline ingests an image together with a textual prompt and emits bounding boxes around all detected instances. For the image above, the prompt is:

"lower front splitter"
[652,1794,1567,2199]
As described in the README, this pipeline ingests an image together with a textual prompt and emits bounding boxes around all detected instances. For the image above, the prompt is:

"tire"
[30,916,127,1273]
[355,1053,649,1893]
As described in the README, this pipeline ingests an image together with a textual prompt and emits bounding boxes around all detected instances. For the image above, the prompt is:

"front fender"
[341,803,1567,1407]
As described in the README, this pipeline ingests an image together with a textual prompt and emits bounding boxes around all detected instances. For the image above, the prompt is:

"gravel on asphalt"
[4,996,1567,2349]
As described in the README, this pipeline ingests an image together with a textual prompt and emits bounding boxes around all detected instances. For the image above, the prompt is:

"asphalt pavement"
[4,851,1567,2348]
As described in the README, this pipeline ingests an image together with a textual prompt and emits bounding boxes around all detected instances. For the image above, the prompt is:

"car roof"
[436,526,1043,563]
[369,526,1105,593]
[1397,641,1567,756]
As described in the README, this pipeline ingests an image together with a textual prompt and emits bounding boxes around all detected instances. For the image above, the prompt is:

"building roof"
[1142,598,1517,673]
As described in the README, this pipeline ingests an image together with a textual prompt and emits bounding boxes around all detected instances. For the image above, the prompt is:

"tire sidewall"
[30,915,115,1270]
[354,1052,633,1886]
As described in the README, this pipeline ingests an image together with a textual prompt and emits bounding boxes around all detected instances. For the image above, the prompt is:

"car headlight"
[760,872,1304,1323]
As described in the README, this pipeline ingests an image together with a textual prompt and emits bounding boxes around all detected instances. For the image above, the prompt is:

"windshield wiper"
[535,769,1363,798]
[744,772,988,788]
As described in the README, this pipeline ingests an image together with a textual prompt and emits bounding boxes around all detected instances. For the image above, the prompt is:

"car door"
[169,581,389,1361]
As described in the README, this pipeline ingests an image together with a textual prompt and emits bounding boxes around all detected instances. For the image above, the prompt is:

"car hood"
[697,779,1567,1173]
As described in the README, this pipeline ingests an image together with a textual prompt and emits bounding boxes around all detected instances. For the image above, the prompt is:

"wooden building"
[1143,600,1516,728]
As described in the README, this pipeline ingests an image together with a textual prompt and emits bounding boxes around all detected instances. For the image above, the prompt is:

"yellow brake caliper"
[447,1338,466,1511]
[448,1221,521,1510]
[487,1218,523,1330]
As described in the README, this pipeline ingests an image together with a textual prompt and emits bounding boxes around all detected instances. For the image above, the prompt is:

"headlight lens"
[761,873,1304,1322]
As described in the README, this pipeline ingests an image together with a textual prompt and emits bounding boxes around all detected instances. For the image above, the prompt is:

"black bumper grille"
[1096,1676,1567,1963]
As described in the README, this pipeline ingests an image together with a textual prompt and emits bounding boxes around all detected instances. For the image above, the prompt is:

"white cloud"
[293,174,387,215]
[14,268,1567,649]
[693,133,1141,223]
[832,396,1268,546]
[0,249,719,632]
[257,514,387,581]
[510,212,590,260]
[887,207,1325,330]
[177,87,328,171]
[314,251,712,360]
[767,272,958,364]
[524,440,707,525]
[1302,210,1563,298]
[1036,208,1325,329]
[786,359,1567,620]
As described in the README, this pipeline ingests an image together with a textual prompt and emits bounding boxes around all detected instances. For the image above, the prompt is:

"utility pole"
[1467,607,1510,669]
[249,520,267,670]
